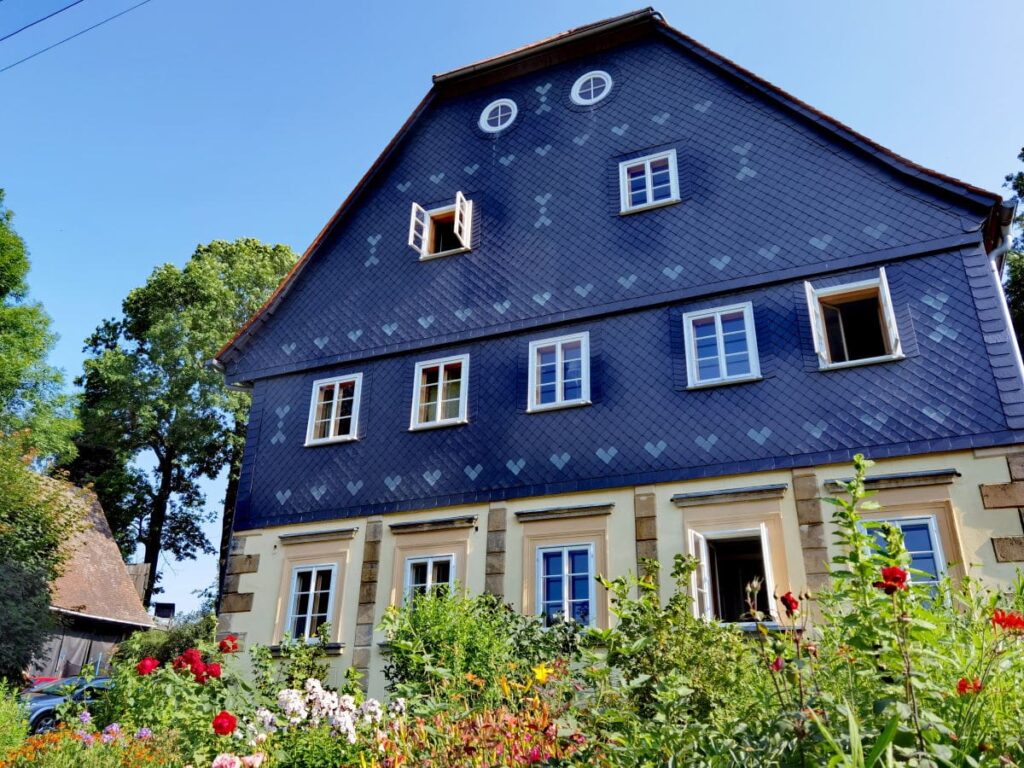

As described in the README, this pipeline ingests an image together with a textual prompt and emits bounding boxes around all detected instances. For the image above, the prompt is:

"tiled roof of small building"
[48,479,153,628]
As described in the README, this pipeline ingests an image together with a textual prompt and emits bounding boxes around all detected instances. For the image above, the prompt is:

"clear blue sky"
[1,0,1021,612]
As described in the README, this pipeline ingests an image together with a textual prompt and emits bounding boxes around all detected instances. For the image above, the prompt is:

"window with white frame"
[528,332,590,411]
[690,525,774,623]
[286,564,335,640]
[479,98,517,133]
[682,303,759,387]
[410,355,469,429]
[571,70,613,105]
[408,191,473,259]
[805,268,901,369]
[618,149,679,213]
[404,554,454,598]
[537,543,594,626]
[867,516,945,587]
[305,374,362,445]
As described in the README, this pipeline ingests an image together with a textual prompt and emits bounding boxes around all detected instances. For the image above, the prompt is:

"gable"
[219,24,998,384]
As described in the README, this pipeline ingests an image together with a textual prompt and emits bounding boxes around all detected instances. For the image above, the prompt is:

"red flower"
[219,635,239,654]
[770,656,785,672]
[206,661,222,678]
[212,710,237,736]
[873,566,909,594]
[991,609,1024,633]
[181,648,202,665]
[135,657,160,676]
[780,592,800,618]
[957,677,983,695]
[191,661,209,684]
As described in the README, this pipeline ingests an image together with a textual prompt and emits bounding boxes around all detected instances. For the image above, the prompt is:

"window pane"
[571,575,589,601]
[313,589,330,618]
[910,554,938,581]
[293,591,309,622]
[432,559,452,586]
[544,577,563,603]
[442,377,462,402]
[543,551,562,577]
[720,312,746,335]
[563,380,582,401]
[295,570,312,594]
[410,562,427,586]
[722,332,748,355]
[539,383,557,404]
[314,569,332,594]
[693,317,716,338]
[292,615,307,638]
[442,397,461,420]
[569,549,589,574]
[543,603,563,626]
[570,601,590,624]
[725,353,751,376]
[698,359,721,381]
[901,523,933,553]
[696,336,718,359]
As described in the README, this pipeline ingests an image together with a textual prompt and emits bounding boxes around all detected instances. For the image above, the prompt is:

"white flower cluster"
[276,688,308,725]
[267,678,386,745]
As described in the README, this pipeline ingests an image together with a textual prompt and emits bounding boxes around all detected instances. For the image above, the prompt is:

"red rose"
[992,609,1024,633]
[770,656,785,672]
[219,635,239,654]
[956,677,983,695]
[206,662,222,679]
[136,656,160,676]
[191,661,209,684]
[780,592,800,618]
[873,566,909,594]
[212,710,237,736]
[181,648,202,665]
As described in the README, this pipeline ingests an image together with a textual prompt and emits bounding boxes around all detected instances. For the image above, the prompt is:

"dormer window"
[408,191,473,260]
[805,268,902,370]
[618,149,680,213]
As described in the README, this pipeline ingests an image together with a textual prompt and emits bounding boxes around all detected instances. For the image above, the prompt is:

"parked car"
[19,677,112,733]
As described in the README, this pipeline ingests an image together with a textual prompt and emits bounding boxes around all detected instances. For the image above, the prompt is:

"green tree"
[0,189,76,464]
[68,239,295,605]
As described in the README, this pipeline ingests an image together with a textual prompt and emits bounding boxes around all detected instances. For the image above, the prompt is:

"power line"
[0,0,156,74]
[0,0,89,44]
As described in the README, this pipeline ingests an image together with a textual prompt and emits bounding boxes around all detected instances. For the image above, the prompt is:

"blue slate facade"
[219,19,1023,532]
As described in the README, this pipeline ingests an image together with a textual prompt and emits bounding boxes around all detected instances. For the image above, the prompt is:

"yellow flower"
[532,662,553,685]
[498,675,511,698]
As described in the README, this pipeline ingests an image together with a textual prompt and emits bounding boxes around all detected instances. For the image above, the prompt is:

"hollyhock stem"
[891,593,925,753]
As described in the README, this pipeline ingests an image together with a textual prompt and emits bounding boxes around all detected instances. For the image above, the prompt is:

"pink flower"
[211,755,242,768]
[525,746,544,764]
[241,755,266,768]
[770,656,785,672]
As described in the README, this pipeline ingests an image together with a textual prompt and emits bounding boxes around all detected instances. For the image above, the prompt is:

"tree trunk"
[215,417,246,613]
[142,456,173,607]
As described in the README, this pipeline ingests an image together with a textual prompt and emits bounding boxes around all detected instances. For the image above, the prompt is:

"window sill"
[408,419,469,432]
[526,399,592,414]
[686,375,762,391]
[619,198,681,216]
[304,435,359,448]
[270,641,345,657]
[818,353,904,372]
[418,246,470,262]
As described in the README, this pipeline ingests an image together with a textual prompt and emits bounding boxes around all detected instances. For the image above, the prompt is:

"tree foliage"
[0,189,76,464]
[67,239,296,604]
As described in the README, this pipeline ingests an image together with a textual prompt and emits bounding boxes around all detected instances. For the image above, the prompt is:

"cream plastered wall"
[223,448,1023,698]
[817,448,1020,587]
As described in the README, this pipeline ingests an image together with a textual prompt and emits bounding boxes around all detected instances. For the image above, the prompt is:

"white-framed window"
[479,98,517,133]
[305,374,363,446]
[682,303,760,387]
[527,332,591,412]
[410,354,470,429]
[805,268,902,370]
[618,149,680,213]
[690,524,775,623]
[536,543,595,626]
[404,554,455,599]
[867,515,945,587]
[285,564,336,641]
[408,191,473,259]
[570,70,613,105]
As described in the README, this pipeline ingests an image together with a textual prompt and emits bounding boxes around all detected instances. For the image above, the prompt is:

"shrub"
[379,587,581,710]
[0,685,27,759]
[114,611,218,664]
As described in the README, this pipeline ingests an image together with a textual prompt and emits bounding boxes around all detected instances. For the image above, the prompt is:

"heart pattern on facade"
[859,413,888,430]
[758,245,781,260]
[533,292,552,305]
[709,255,731,271]
[573,133,590,146]
[422,469,442,486]
[535,82,552,95]
[276,490,292,505]
[314,336,329,349]
[535,193,552,206]
[367,233,382,247]
[535,144,552,156]
[618,274,638,289]
[275,405,291,420]
[803,420,828,439]
[310,484,327,501]
[429,173,445,184]
[693,100,712,113]
[732,142,753,156]
[809,234,834,250]
[384,475,402,491]
[346,480,363,495]
[574,283,594,297]
[418,315,435,329]
[595,447,618,464]
[644,440,667,458]
[396,181,411,192]
[464,164,479,175]
[281,342,296,355]
[922,291,950,310]
[493,300,512,314]
[694,434,718,452]
[347,329,363,342]
[381,322,398,336]
[550,452,570,469]
[747,427,772,445]
[928,325,959,343]
[464,464,483,480]
[863,223,889,239]
[736,166,757,181]
[662,264,683,280]
[506,458,526,475]
[651,112,670,125]
[499,154,516,166]
[454,308,473,321]
[611,124,629,136]
[922,404,953,424]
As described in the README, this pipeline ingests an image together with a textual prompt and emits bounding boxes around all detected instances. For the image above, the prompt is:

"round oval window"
[479,99,517,133]
[571,71,613,106]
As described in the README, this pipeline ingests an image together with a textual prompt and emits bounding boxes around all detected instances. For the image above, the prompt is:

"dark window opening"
[822,293,888,363]
[708,536,769,622]
[430,212,461,254]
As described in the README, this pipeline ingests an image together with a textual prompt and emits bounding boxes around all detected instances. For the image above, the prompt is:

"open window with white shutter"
[690,524,776,623]
[407,192,474,260]
[805,268,903,369]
